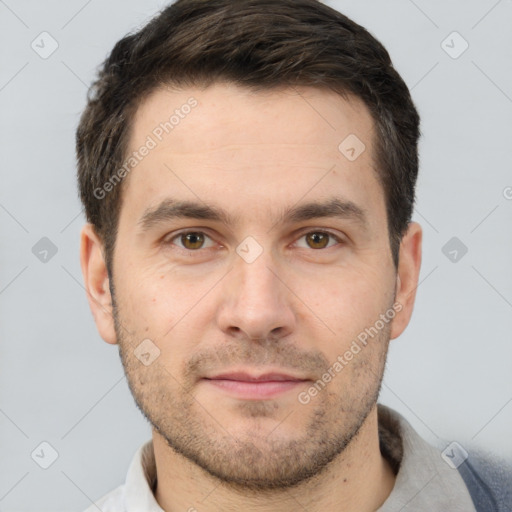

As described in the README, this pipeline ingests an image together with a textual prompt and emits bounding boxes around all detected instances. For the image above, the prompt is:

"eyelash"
[164,229,345,253]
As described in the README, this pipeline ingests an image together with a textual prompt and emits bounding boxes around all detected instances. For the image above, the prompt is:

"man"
[77,1,511,510]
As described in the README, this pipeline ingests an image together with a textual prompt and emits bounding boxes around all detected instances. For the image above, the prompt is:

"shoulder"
[458,448,512,512]
[83,484,126,512]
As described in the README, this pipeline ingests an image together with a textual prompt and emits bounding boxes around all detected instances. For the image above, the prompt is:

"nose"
[216,246,297,343]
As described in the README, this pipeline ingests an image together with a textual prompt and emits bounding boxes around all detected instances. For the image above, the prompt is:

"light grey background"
[1,0,511,510]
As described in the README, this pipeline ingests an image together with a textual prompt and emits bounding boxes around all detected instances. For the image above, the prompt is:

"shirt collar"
[124,437,162,511]
[377,404,476,511]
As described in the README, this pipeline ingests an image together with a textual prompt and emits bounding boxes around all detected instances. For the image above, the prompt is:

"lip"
[202,370,309,400]
[206,371,307,382]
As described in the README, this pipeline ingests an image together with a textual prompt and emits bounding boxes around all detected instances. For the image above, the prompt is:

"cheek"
[116,268,216,342]
[113,267,172,336]
[306,264,392,343]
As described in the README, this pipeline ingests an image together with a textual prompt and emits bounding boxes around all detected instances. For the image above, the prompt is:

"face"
[100,83,407,489]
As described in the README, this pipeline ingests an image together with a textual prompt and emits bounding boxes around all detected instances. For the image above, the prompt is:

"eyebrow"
[137,197,368,233]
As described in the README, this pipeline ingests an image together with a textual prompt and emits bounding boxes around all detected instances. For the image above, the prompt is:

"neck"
[153,404,396,512]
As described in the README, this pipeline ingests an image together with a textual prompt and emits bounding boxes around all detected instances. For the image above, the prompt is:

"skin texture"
[81,83,422,511]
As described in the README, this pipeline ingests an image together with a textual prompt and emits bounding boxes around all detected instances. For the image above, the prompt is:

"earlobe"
[80,223,118,345]
[390,222,422,340]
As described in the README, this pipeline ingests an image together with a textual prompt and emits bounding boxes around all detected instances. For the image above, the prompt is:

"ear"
[80,223,117,345]
[390,221,422,340]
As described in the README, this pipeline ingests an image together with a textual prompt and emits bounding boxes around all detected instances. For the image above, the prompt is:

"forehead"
[130,83,374,155]
[120,83,382,228]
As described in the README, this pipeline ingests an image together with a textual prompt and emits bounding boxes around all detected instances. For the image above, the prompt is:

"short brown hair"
[76,0,420,273]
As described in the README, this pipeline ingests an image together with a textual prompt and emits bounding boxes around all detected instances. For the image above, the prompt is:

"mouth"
[202,371,310,400]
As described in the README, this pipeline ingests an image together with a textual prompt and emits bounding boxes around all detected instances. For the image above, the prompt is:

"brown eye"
[180,232,205,250]
[305,232,330,249]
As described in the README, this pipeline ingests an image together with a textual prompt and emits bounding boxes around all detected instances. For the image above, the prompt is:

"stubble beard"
[112,295,391,492]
